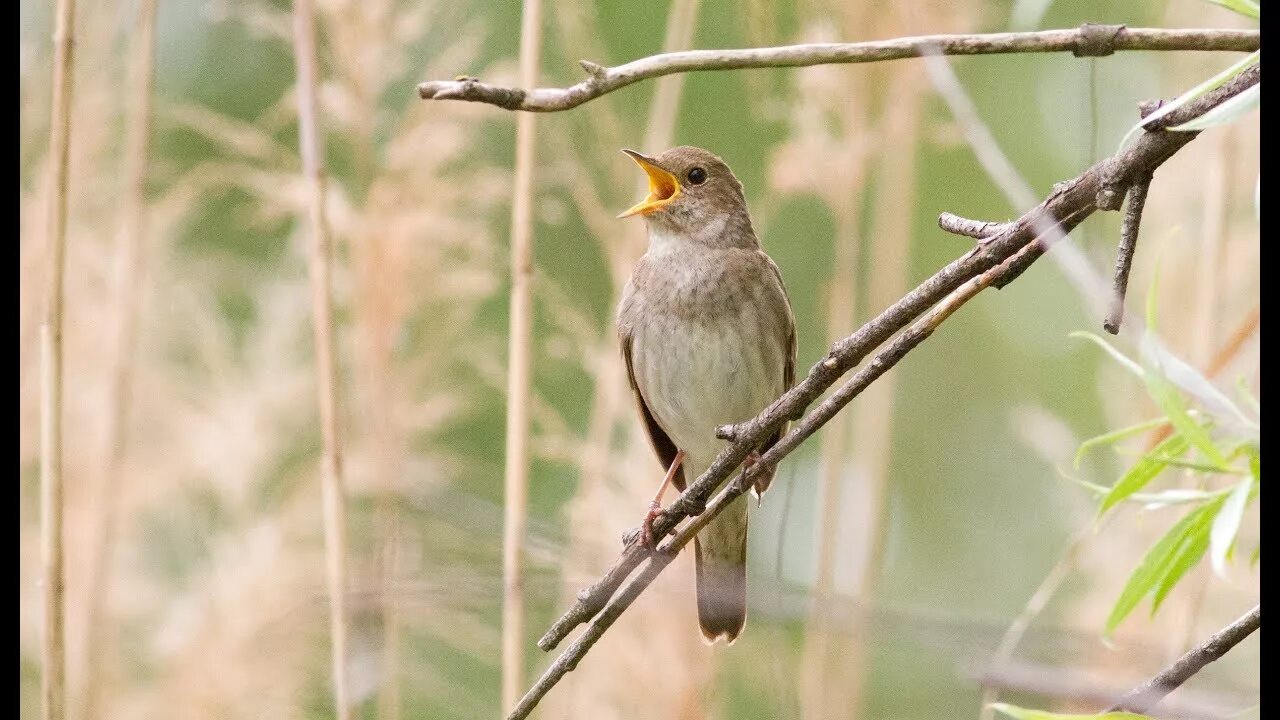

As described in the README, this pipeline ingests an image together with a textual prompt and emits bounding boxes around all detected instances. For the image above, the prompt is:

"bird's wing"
[754,252,797,497]
[620,329,687,491]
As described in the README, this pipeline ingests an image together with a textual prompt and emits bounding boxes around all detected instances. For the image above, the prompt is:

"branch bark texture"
[418,26,1258,112]
[1105,604,1260,715]
[503,58,1260,720]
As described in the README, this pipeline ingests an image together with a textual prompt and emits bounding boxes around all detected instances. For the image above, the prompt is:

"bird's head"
[617,146,755,248]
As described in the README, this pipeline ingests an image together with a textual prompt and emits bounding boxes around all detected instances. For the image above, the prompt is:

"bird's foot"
[641,500,662,548]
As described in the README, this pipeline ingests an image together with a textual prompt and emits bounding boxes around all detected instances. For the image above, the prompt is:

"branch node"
[620,526,642,547]
[715,423,739,441]
[578,59,607,79]
[1094,161,1128,211]
[1073,23,1125,58]
[821,356,838,370]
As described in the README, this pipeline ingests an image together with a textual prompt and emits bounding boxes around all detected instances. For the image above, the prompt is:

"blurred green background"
[19,0,1259,718]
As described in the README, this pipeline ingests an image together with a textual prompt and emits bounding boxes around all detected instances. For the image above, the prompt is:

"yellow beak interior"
[617,150,681,218]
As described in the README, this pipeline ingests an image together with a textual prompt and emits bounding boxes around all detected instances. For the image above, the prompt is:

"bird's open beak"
[617,149,681,218]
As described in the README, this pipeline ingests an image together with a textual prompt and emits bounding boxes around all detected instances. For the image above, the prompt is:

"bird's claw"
[641,500,662,548]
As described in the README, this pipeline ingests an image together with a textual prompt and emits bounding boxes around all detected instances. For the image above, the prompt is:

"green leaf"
[1066,473,1227,508]
[1150,501,1220,614]
[1099,432,1191,516]
[1141,278,1230,466]
[1210,476,1254,576]
[1205,0,1260,19]
[1141,371,1227,467]
[1143,335,1255,433]
[1071,331,1145,377]
[1074,417,1169,469]
[1105,499,1219,637]
[1133,454,1248,475]
[1117,51,1259,150]
[1169,83,1260,132]
[990,704,1155,720]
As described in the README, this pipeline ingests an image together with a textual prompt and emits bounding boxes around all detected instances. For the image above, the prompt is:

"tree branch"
[938,212,1010,240]
[418,26,1258,112]
[1106,604,1260,715]
[1104,175,1153,334]
[503,56,1261,720]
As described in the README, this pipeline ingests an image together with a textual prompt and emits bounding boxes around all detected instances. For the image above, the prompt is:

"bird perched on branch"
[616,146,796,644]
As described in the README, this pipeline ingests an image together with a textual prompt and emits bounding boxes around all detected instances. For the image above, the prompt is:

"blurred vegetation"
[19,0,1257,718]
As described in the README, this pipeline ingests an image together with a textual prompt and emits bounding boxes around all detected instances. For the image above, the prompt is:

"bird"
[615,146,796,644]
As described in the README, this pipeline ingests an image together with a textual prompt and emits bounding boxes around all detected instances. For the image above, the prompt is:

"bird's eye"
[687,167,707,185]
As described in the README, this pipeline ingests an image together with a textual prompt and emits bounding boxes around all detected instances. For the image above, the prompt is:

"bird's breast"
[623,252,789,459]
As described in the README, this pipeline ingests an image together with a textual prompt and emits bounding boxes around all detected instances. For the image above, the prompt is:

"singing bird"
[615,146,796,644]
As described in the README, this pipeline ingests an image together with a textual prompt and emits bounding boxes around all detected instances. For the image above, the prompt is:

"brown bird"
[615,146,796,644]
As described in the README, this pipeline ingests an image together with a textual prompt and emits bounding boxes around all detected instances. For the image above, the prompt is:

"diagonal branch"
[418,26,1258,112]
[506,55,1261,720]
[1105,604,1260,715]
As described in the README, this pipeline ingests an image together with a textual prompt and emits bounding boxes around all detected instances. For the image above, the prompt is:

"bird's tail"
[691,459,748,644]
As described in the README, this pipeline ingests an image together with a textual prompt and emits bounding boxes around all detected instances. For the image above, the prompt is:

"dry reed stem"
[794,14,875,715]
[290,0,351,717]
[40,0,78,716]
[502,0,543,710]
[835,55,929,719]
[80,1,159,717]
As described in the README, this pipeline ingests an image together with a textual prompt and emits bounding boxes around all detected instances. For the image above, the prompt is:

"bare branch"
[1104,175,1153,334]
[976,660,1246,720]
[418,26,1258,112]
[509,43,1260,720]
[938,212,1010,240]
[1105,604,1260,715]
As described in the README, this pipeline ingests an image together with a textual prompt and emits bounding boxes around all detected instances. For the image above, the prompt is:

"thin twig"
[81,1,159,717]
[976,660,1245,720]
[501,0,542,710]
[511,64,1260,718]
[921,48,1111,305]
[417,26,1258,112]
[291,2,350,718]
[1104,175,1153,334]
[938,212,1010,240]
[40,0,77,715]
[1105,604,1260,715]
